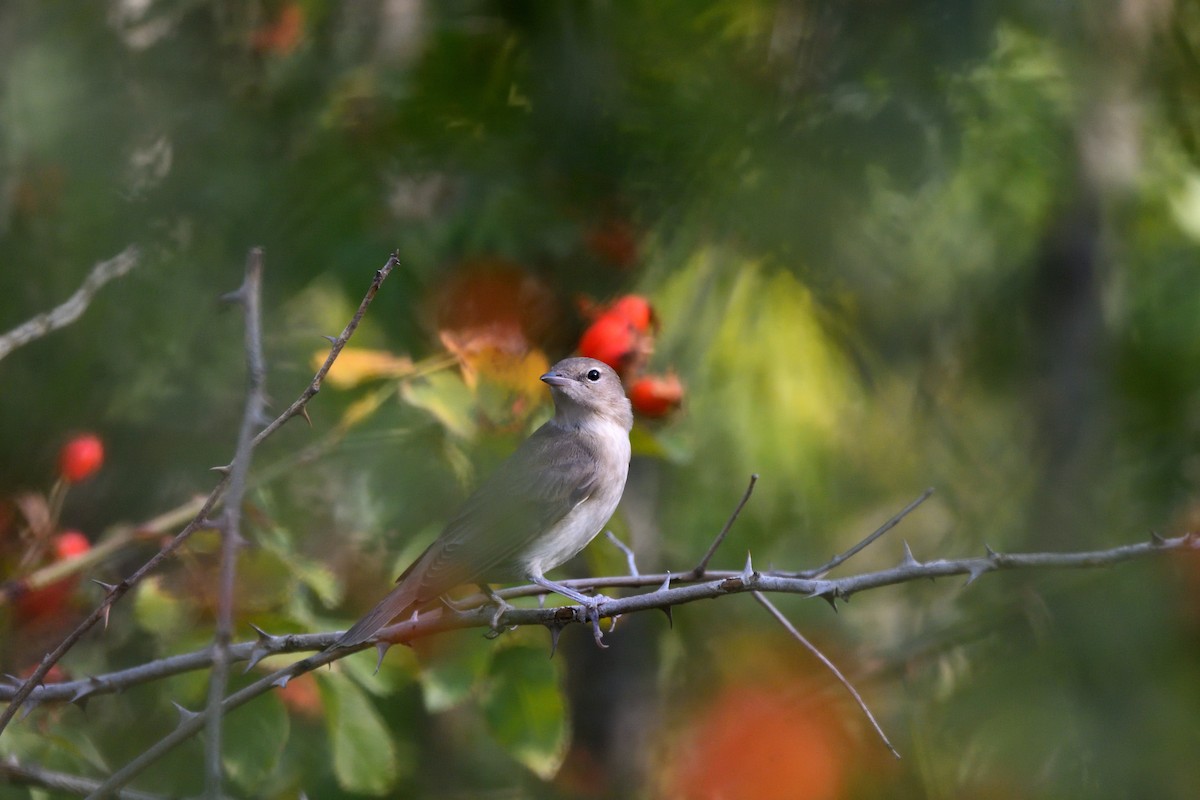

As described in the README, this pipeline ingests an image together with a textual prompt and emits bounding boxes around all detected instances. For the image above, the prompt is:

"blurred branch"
[21,525,1197,796]
[0,757,167,800]
[204,248,268,798]
[0,246,140,362]
[0,252,400,737]
[753,590,899,758]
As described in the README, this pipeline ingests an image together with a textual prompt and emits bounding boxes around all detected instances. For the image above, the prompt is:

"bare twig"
[0,757,167,800]
[796,488,935,578]
[0,253,399,737]
[204,248,268,798]
[248,252,400,448]
[752,590,900,758]
[605,530,640,576]
[689,473,758,578]
[0,246,140,362]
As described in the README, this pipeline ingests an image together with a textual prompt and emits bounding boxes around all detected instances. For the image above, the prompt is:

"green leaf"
[482,642,569,780]
[133,575,191,637]
[317,671,407,795]
[223,689,289,793]
[401,370,478,440]
[417,633,493,712]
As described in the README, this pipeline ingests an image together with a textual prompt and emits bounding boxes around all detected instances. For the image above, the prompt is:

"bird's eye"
[586,369,602,382]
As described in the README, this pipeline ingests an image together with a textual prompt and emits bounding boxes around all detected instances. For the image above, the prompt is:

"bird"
[333,356,633,649]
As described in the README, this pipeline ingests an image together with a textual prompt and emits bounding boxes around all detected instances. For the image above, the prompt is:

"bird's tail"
[333,580,420,649]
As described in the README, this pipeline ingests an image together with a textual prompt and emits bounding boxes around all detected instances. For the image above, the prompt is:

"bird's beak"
[541,371,571,387]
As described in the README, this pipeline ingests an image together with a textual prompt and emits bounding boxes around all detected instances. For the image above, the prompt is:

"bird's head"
[541,357,633,431]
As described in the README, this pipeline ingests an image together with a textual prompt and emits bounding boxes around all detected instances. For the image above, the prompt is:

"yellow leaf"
[316,348,415,389]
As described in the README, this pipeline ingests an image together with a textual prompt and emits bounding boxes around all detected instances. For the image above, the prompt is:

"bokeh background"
[3,1,1200,798]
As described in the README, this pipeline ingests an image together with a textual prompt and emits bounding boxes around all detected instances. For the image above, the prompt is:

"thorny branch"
[204,248,268,798]
[0,757,167,800]
[0,252,400,737]
[11,527,1200,710]
[0,246,141,363]
[11,518,1193,796]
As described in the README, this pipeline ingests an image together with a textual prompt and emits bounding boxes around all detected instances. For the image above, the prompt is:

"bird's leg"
[530,576,612,648]
[478,584,516,638]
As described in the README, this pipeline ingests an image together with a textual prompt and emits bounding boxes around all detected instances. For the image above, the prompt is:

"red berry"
[629,374,684,418]
[578,314,638,372]
[607,295,655,334]
[53,530,91,559]
[15,531,91,621]
[59,434,104,483]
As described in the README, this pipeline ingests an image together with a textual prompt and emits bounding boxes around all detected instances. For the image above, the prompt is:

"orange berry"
[628,374,684,418]
[59,434,104,483]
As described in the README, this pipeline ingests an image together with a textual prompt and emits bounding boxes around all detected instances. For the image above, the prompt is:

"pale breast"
[518,421,630,578]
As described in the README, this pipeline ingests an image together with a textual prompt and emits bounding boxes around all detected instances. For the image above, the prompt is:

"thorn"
[807,580,840,612]
[984,543,997,558]
[299,406,313,428]
[210,464,232,476]
[742,552,756,580]
[374,642,390,675]
[71,676,105,705]
[220,287,245,305]
[607,614,620,634]
[1,674,22,688]
[18,699,39,722]
[964,562,988,587]
[271,673,292,690]
[171,701,199,724]
[546,623,565,658]
[244,623,282,672]
[900,541,920,567]
[321,334,338,345]
[1150,531,1166,545]
[658,571,672,593]
[659,605,674,628]
[91,579,117,597]
[101,603,112,630]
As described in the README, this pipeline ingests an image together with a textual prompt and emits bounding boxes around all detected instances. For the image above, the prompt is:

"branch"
[0,252,399,737]
[688,473,758,578]
[10,528,1190,799]
[796,488,934,578]
[0,757,167,800]
[752,591,899,758]
[11,529,1199,709]
[204,248,268,798]
[0,246,140,362]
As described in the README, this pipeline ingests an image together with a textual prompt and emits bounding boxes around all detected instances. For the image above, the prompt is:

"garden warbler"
[334,357,633,647]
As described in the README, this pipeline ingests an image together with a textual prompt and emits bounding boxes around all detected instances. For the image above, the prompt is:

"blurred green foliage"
[3,1,1200,798]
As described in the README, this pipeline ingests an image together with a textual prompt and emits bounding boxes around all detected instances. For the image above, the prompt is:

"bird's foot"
[479,585,517,639]
[529,576,613,648]
[574,593,613,649]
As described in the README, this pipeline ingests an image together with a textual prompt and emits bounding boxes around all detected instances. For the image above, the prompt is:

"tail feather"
[333,581,419,648]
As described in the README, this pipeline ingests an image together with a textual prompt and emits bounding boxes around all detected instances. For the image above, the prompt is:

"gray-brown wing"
[333,423,600,648]
[404,422,603,602]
